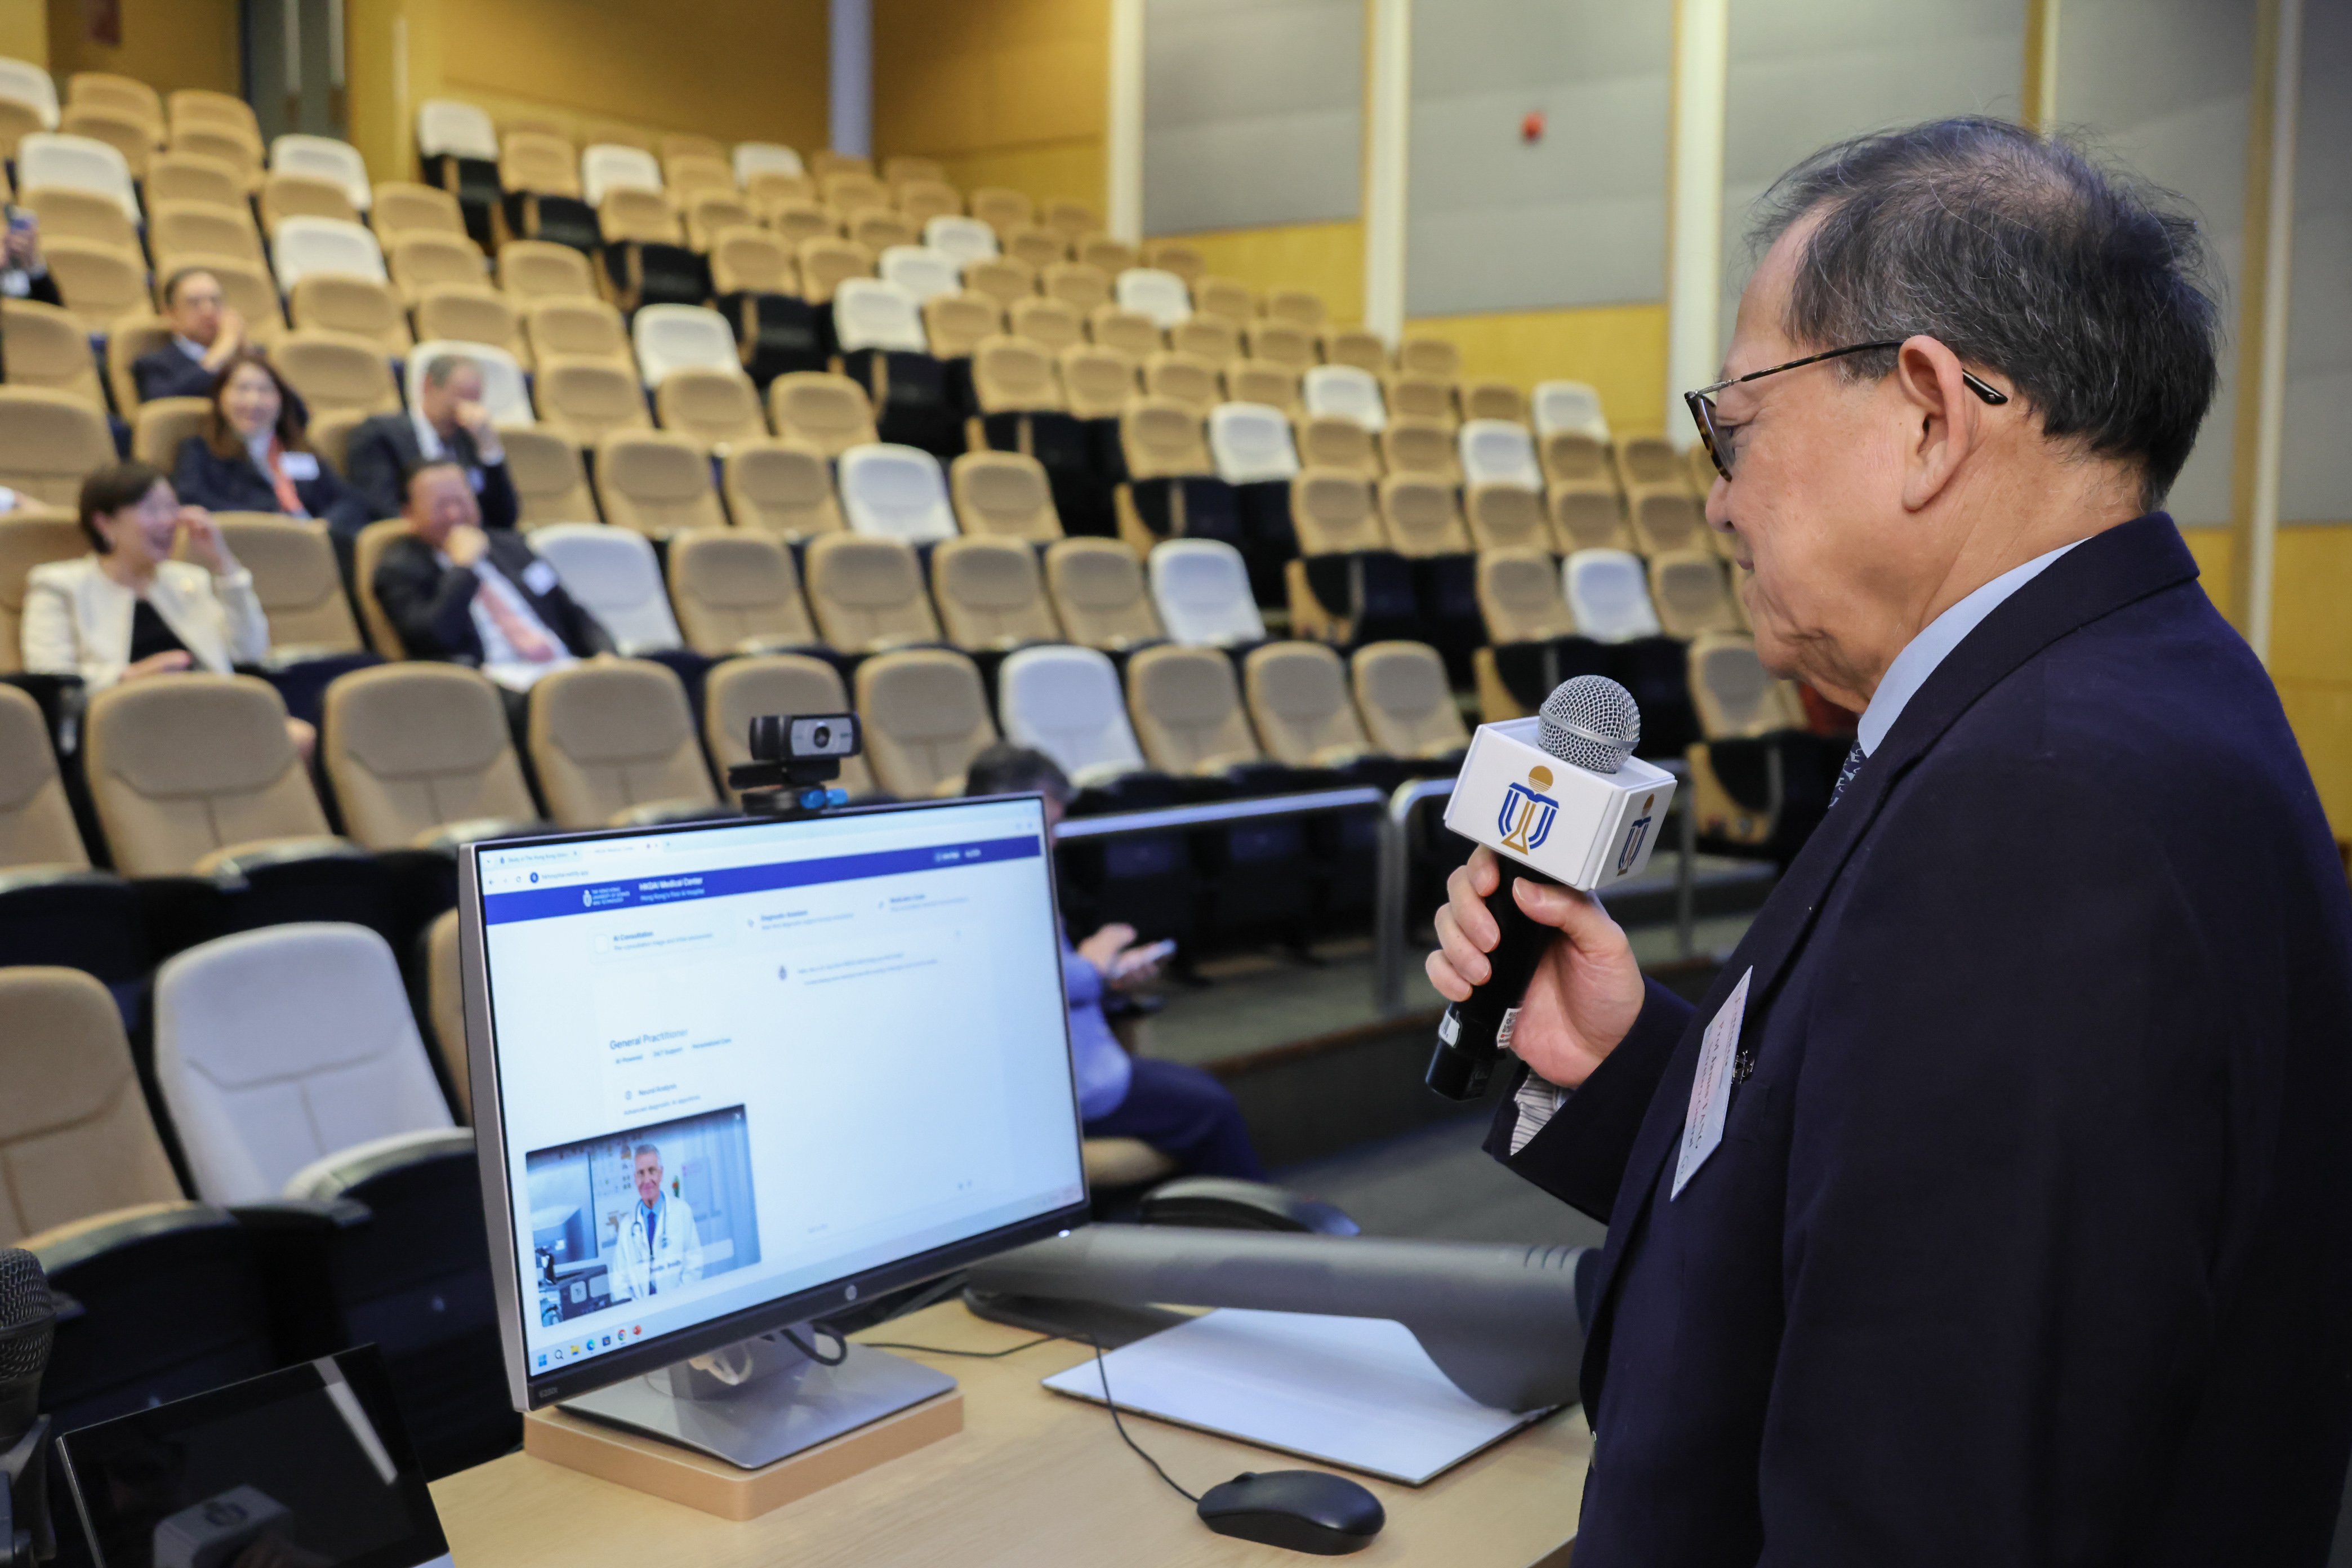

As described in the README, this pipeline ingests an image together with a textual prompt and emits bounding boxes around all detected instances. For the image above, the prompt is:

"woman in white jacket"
[21,460,311,755]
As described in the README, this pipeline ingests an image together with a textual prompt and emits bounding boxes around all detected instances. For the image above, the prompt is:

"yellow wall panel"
[2266,524,2352,687]
[1178,221,1366,326]
[45,0,237,98]
[933,139,1106,217]
[2275,680,2352,838]
[1405,304,1671,436]
[873,0,1106,208]
[0,0,47,68]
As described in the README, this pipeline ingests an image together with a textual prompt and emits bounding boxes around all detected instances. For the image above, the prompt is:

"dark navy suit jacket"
[170,436,376,539]
[1490,515,2352,1565]
[341,413,518,534]
[132,344,217,403]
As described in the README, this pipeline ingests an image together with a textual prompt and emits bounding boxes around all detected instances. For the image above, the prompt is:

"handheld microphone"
[1426,677,1677,1101]
[0,1248,54,1567]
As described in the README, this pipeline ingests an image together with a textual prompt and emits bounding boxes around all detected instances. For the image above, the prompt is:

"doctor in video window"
[611,1143,703,1302]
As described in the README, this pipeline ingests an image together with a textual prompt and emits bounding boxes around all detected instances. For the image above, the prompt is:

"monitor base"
[558,1330,957,1471]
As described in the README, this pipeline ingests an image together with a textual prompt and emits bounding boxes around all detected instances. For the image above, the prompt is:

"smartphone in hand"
[1111,938,1177,982]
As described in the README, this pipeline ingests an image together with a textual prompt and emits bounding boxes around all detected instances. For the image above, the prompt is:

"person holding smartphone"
[1,203,61,305]
[965,743,1265,1181]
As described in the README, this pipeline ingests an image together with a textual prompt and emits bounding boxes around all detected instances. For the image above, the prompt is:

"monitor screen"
[463,797,1088,1407]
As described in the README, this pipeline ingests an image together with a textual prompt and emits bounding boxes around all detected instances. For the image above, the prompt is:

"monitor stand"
[558,1327,956,1471]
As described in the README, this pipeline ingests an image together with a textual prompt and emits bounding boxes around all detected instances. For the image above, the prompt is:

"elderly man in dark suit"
[344,354,519,529]
[130,268,251,404]
[1429,117,2352,1566]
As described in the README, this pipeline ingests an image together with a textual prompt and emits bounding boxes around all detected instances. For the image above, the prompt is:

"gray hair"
[632,1144,662,1164]
[420,353,479,390]
[1749,117,2221,509]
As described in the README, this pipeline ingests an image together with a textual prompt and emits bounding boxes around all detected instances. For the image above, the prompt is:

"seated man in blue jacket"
[132,268,252,404]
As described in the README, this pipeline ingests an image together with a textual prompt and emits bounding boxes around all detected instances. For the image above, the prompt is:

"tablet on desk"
[54,1344,453,1568]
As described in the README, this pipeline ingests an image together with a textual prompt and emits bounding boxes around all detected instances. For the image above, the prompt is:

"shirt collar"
[411,408,446,462]
[1856,539,2083,757]
[173,335,208,360]
[244,430,275,469]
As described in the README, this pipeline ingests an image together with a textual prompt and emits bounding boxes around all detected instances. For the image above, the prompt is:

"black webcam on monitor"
[727,712,863,816]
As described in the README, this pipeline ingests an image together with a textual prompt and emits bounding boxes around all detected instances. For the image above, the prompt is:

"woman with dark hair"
[169,349,374,534]
[21,461,312,755]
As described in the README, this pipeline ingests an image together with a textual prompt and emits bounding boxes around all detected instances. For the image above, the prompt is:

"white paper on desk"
[1040,1308,1554,1486]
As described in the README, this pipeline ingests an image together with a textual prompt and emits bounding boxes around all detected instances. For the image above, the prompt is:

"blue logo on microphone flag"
[1498,770,1559,855]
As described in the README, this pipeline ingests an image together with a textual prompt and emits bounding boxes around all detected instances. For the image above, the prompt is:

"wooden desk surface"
[430,1300,1589,1566]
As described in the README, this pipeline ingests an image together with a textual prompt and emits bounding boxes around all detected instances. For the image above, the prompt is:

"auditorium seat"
[1379,474,1471,555]
[583,429,723,535]
[1393,336,1459,378]
[923,215,996,266]
[635,306,767,448]
[523,295,632,373]
[416,100,501,238]
[1141,240,1206,287]
[1115,268,1191,330]
[878,244,961,303]
[1460,381,1526,424]
[1,299,106,408]
[950,451,1062,542]
[0,516,94,667]
[145,154,246,217]
[705,654,877,804]
[839,442,959,545]
[999,644,1150,785]
[923,290,1002,362]
[804,533,942,653]
[1009,296,1085,354]
[846,208,917,257]
[857,647,998,798]
[527,658,718,826]
[1224,359,1300,413]
[797,238,875,310]
[1630,489,1709,556]
[1284,468,1405,647]
[16,132,138,222]
[0,683,87,868]
[1352,641,1470,762]
[373,180,465,243]
[1169,312,1239,364]
[932,535,1062,650]
[1460,419,1543,491]
[1540,426,1615,489]
[1462,483,1551,553]
[1190,277,1250,323]
[823,170,891,219]
[1059,344,1137,421]
[260,170,359,230]
[1616,433,1687,498]
[498,239,600,304]
[763,198,836,249]
[723,438,844,537]
[1379,416,1458,480]
[1208,402,1301,487]
[1125,643,1265,776]
[532,355,651,447]
[683,191,754,252]
[897,182,963,229]
[1689,631,1801,739]
[1001,225,1067,271]
[1045,538,1163,652]
[389,231,490,306]
[170,125,262,192]
[212,516,364,653]
[667,529,820,656]
[769,371,879,457]
[152,200,266,271]
[1532,380,1610,443]
[1084,306,1157,363]
[57,105,152,180]
[1650,550,1742,638]
[970,188,1035,234]
[1303,364,1386,431]
[289,273,415,359]
[1043,261,1112,311]
[1245,640,1378,769]
[1140,351,1218,417]
[1386,371,1456,427]
[19,183,138,251]
[963,255,1039,311]
[1148,538,1263,648]
[39,236,147,337]
[1472,547,1592,721]
[0,388,114,507]
[177,89,260,144]
[1564,549,1664,642]
[528,523,684,653]
[1294,412,1379,478]
[410,286,524,369]
[1242,320,1316,373]
[1321,328,1387,374]
[273,331,402,421]
[321,664,544,850]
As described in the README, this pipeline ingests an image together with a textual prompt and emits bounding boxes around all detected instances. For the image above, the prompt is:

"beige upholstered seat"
[524,296,633,372]
[0,517,90,672]
[1119,397,1213,482]
[504,427,603,525]
[931,537,1061,650]
[260,170,358,229]
[373,181,465,242]
[411,286,525,367]
[796,237,874,306]
[0,685,88,869]
[1294,413,1379,478]
[0,967,186,1245]
[1125,644,1265,776]
[855,648,998,799]
[212,516,362,651]
[1,299,107,408]
[654,367,768,449]
[1045,538,1163,652]
[1460,380,1526,424]
[921,292,1003,360]
[150,202,265,269]
[768,372,879,457]
[950,451,1061,542]
[1540,430,1613,488]
[1168,313,1239,364]
[803,534,941,653]
[43,239,151,337]
[424,909,471,1121]
[1378,417,1459,480]
[128,394,210,469]
[287,274,413,358]
[666,530,819,656]
[1141,351,1219,416]
[1193,277,1254,323]
[963,255,1037,310]
[705,655,876,803]
[1088,306,1161,362]
[1631,490,1708,556]
[273,331,400,419]
[971,336,1064,415]
[1262,287,1326,329]
[709,226,796,299]
[1615,434,1686,495]
[1551,485,1633,551]
[1289,470,1384,555]
[322,663,541,849]
[1477,547,1576,644]
[1244,641,1376,768]
[534,357,653,447]
[1352,641,1470,760]
[0,389,115,506]
[387,231,489,306]
[1385,371,1457,427]
[350,519,409,658]
[1690,631,1804,738]
[1651,550,1743,639]
[84,675,337,876]
[1077,236,1139,275]
[1396,336,1461,379]
[592,430,727,535]
[1008,297,1085,355]
[527,659,718,828]
[1140,239,1205,286]
[1040,261,1111,312]
[723,439,844,538]
[970,188,1035,233]
[1224,358,1299,413]
[1464,482,1550,553]
[1241,320,1315,372]
[1000,226,1067,271]
[1058,345,1137,420]
[498,240,599,304]
[1380,475,1473,556]
[144,154,246,213]
[1321,328,1387,373]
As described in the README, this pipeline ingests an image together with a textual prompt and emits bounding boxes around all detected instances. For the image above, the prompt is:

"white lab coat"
[610,1194,705,1303]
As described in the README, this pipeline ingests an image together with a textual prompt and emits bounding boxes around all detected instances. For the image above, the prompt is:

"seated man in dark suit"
[131,268,251,404]
[372,461,605,699]
[344,354,519,529]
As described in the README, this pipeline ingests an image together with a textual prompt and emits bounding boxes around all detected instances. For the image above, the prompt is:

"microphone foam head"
[1538,675,1641,774]
[0,1248,51,1380]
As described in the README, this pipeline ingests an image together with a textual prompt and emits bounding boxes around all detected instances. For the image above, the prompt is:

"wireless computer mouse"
[1195,1469,1386,1555]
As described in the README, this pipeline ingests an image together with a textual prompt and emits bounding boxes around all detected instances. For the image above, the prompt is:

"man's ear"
[1892,335,1985,513]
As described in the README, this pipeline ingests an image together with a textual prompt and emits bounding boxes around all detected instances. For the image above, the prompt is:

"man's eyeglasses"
[1683,341,2010,482]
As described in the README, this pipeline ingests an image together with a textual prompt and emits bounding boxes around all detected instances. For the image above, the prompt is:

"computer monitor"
[457,796,1088,1464]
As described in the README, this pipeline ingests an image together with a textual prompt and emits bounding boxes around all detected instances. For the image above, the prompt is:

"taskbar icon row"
[535,1320,648,1371]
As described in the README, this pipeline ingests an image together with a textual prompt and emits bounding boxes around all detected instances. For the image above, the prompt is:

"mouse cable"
[1085,1333,1199,1504]
[779,1322,848,1366]
[858,1333,1062,1359]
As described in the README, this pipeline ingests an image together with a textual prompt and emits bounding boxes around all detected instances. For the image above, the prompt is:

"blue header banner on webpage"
[483,835,1043,926]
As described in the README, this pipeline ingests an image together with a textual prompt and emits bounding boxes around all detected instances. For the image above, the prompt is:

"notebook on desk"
[1041,1308,1558,1486]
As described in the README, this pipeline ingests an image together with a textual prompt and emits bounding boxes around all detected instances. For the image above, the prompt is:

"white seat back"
[581,143,663,206]
[407,340,532,427]
[1115,268,1191,329]
[877,245,961,304]
[999,645,1147,785]
[1302,364,1386,432]
[416,99,497,161]
[0,58,60,129]
[154,923,456,1205]
[531,524,684,653]
[630,303,740,386]
[17,133,137,220]
[832,278,929,354]
[270,134,372,210]
[1208,402,1300,485]
[924,216,997,265]
[1532,379,1610,440]
[838,443,959,544]
[1459,418,1542,489]
[733,141,804,185]
[271,216,387,289]
[1563,549,1663,643]
[1148,539,1264,647]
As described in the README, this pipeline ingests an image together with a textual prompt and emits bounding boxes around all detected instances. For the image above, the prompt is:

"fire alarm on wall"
[1521,109,1546,145]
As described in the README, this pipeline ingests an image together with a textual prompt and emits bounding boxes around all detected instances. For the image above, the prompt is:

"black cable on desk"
[860,1333,1063,1360]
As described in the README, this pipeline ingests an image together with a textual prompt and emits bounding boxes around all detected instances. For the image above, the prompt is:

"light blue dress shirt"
[1855,539,2082,758]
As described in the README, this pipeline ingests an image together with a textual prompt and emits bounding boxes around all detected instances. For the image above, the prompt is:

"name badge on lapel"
[521,560,560,597]
[1672,966,1752,1199]
[279,452,320,481]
